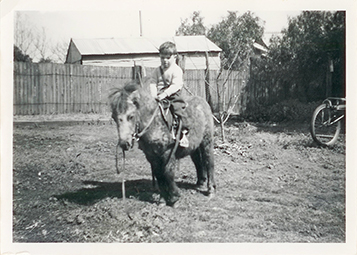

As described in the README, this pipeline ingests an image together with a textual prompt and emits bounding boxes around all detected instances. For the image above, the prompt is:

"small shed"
[252,38,269,57]
[65,36,222,70]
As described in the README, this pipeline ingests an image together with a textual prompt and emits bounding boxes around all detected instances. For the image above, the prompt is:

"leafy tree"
[207,11,264,70]
[14,45,32,62]
[176,11,206,36]
[265,11,345,101]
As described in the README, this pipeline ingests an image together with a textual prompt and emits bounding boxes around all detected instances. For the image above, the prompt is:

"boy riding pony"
[149,41,188,147]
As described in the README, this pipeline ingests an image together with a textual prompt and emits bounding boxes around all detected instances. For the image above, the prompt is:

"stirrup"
[172,116,179,128]
[172,128,176,140]
[171,115,179,139]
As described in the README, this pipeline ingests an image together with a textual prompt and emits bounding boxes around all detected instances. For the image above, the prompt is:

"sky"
[19,9,301,46]
[14,8,301,62]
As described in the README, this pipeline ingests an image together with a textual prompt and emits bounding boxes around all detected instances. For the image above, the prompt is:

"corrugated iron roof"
[72,36,221,56]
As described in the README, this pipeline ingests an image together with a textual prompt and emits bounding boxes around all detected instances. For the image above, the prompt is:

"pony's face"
[111,91,139,151]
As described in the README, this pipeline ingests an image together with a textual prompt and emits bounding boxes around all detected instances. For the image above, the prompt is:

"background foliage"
[176,11,264,71]
[176,10,345,122]
[263,11,345,102]
[207,11,264,70]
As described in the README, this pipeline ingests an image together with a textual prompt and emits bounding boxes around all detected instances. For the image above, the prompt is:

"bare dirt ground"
[12,114,345,243]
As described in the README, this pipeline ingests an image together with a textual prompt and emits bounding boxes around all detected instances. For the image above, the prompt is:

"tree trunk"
[219,114,225,143]
[205,52,213,110]
[216,74,225,142]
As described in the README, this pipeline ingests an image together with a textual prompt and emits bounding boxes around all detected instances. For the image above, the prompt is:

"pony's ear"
[129,90,140,109]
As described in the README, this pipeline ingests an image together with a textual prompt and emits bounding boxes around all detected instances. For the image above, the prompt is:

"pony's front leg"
[154,158,180,206]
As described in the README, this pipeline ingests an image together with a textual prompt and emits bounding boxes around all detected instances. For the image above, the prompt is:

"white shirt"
[151,63,183,97]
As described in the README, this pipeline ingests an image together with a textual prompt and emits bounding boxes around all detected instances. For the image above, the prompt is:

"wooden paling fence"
[14,62,133,115]
[13,62,251,116]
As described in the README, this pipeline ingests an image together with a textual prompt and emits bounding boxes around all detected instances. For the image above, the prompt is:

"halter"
[115,104,159,176]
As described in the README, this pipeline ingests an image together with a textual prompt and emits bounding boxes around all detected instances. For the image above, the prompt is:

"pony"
[109,78,216,206]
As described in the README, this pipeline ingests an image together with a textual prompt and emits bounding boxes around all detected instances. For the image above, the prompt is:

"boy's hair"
[159,41,177,55]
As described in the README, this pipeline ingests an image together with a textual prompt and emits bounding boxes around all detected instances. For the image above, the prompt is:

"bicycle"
[310,97,346,146]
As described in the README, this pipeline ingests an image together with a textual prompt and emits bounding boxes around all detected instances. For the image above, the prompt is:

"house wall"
[180,53,221,70]
[82,53,160,68]
[65,41,82,64]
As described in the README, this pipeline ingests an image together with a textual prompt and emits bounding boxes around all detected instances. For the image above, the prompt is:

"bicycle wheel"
[310,104,341,146]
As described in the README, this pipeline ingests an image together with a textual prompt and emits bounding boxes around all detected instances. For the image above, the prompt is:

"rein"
[133,101,181,166]
[133,106,159,140]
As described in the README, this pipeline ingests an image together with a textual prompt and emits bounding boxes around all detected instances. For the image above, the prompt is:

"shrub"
[243,99,321,123]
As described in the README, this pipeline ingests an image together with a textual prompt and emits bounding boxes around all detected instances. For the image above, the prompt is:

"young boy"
[149,41,189,147]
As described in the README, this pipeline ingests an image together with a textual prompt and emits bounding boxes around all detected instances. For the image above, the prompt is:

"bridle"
[115,100,159,175]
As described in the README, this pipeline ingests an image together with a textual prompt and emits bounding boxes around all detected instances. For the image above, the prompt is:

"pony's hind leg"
[149,162,158,190]
[200,143,216,195]
[190,148,207,190]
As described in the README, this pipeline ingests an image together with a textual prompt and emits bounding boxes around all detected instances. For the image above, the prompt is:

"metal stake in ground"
[121,149,126,202]
[115,142,126,202]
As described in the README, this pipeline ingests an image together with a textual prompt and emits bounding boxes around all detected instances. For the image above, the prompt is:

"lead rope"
[115,141,126,203]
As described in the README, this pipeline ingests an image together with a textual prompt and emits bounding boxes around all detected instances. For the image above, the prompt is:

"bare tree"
[33,27,50,61]
[14,12,37,58]
[208,12,263,142]
[212,51,248,143]
[50,40,69,63]
[14,12,67,63]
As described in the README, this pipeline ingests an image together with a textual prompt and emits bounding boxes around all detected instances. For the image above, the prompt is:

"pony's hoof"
[157,198,166,207]
[158,202,166,207]
[166,196,180,207]
[152,193,166,206]
[207,187,216,199]
[195,182,207,192]
[195,186,206,192]
[207,192,215,200]
[168,199,181,208]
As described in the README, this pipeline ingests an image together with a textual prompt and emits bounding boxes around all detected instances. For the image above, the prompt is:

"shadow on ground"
[55,179,199,205]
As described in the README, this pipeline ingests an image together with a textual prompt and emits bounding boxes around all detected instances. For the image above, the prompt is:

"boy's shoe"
[179,130,189,148]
